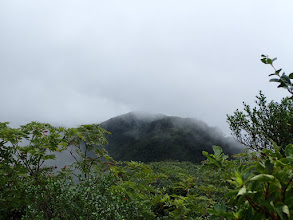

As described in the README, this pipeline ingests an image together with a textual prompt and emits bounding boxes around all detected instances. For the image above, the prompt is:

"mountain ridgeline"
[100,112,243,163]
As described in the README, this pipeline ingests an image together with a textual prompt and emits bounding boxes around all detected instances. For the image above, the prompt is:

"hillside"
[100,112,243,163]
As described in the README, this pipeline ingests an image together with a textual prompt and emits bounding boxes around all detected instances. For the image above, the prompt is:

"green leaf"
[237,186,246,196]
[202,151,208,157]
[250,174,274,182]
[267,59,273,64]
[261,58,267,64]
[212,145,222,157]
[234,171,243,186]
[270,78,280,82]
[276,69,282,74]
[278,82,288,88]
[280,75,292,86]
[285,144,293,158]
[289,73,293,79]
[282,205,290,218]
[207,156,222,168]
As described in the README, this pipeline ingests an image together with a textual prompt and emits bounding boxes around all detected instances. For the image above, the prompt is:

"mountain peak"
[107,111,166,122]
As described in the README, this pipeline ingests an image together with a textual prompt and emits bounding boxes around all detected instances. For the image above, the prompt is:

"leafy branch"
[261,55,293,97]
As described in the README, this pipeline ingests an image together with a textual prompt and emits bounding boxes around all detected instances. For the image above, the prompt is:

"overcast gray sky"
[0,0,292,135]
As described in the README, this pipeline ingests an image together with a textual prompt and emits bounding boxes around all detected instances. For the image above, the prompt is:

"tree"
[227,56,293,153]
[227,92,293,152]
[0,121,110,219]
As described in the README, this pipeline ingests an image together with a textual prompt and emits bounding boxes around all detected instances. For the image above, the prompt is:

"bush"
[205,144,293,219]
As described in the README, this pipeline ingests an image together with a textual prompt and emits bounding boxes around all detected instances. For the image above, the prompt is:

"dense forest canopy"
[100,112,243,163]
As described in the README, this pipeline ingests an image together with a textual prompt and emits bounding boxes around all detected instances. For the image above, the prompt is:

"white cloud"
[0,0,292,134]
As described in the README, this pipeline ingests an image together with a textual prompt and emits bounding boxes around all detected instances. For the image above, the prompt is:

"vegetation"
[0,120,230,219]
[227,55,293,154]
[0,55,292,219]
[260,55,293,97]
[204,144,293,219]
[227,92,293,152]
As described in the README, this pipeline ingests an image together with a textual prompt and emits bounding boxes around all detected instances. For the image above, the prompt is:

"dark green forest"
[0,56,292,219]
[100,112,243,163]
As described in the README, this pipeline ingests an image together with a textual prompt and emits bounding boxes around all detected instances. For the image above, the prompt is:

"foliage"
[260,55,293,97]
[227,92,293,152]
[0,119,234,220]
[0,121,110,219]
[202,145,229,169]
[211,55,293,219]
[149,161,231,219]
[1,123,292,219]
[1,121,230,219]
[227,55,293,154]
[205,144,293,220]
[23,172,155,220]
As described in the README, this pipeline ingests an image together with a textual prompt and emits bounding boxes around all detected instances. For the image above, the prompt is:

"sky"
[0,0,292,135]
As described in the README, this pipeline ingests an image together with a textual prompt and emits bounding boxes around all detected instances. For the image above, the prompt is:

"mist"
[0,1,292,135]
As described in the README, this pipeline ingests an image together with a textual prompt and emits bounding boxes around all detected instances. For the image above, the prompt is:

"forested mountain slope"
[100,112,243,163]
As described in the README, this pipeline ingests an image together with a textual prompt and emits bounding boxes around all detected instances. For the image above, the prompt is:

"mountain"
[100,112,243,163]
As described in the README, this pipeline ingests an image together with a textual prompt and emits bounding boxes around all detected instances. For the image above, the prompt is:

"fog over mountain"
[100,112,244,163]
[1,1,292,136]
